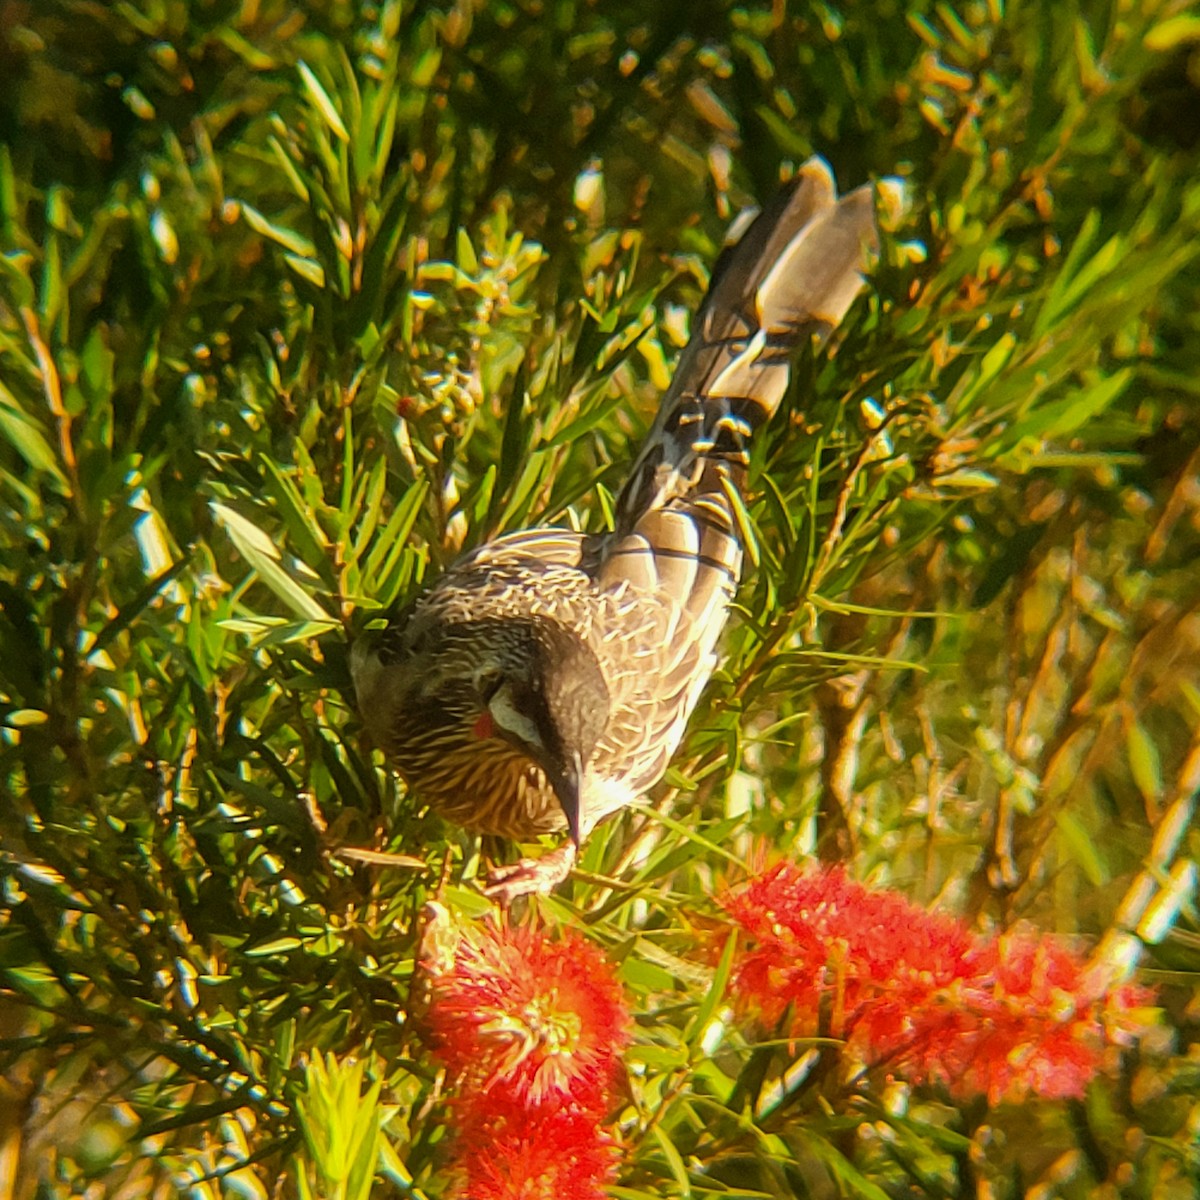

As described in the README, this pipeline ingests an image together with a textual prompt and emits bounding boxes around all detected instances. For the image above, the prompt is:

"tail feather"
[613,157,877,538]
[595,157,875,721]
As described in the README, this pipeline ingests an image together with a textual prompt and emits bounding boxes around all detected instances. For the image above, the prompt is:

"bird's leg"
[484,841,577,904]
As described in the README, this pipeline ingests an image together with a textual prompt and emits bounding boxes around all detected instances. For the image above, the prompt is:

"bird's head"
[352,614,610,842]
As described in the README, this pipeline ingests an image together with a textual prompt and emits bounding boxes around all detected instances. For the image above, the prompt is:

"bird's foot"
[484,842,577,904]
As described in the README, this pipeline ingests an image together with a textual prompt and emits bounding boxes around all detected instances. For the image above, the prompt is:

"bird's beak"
[545,750,585,846]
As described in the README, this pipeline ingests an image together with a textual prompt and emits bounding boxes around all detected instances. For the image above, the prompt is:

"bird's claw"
[484,842,577,904]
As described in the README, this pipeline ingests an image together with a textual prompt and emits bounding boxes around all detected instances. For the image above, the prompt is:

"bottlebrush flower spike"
[425,915,629,1110]
[452,1107,622,1200]
[721,864,1156,1105]
[931,928,1155,1105]
[722,863,979,1040]
[423,912,629,1198]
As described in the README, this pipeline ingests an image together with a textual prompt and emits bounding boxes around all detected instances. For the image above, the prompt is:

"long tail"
[613,157,876,537]
[595,159,875,724]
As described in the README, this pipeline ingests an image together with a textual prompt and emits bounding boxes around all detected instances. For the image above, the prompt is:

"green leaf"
[284,254,327,288]
[1010,369,1132,446]
[0,143,18,244]
[456,226,478,274]
[362,479,429,597]
[298,61,351,143]
[539,390,624,450]
[245,938,304,957]
[5,708,48,727]
[92,558,191,656]
[0,381,65,485]
[1127,719,1162,808]
[684,929,735,1052]
[347,455,390,563]
[212,502,331,622]
[39,230,64,330]
[259,457,336,586]
[267,135,311,201]
[1055,809,1109,886]
[650,1125,692,1194]
[1144,14,1200,50]
[794,1130,894,1200]
[239,203,318,258]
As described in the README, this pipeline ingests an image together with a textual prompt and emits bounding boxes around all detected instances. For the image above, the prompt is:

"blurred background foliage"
[0,0,1198,1195]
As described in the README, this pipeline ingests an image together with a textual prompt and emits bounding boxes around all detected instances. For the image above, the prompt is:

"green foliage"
[1,0,1198,1197]
[293,1052,400,1200]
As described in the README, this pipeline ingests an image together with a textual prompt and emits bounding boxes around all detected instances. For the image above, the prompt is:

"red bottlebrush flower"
[426,917,629,1110]
[424,911,630,1198]
[722,864,1155,1106]
[920,930,1154,1105]
[721,864,978,1041]
[453,1107,621,1200]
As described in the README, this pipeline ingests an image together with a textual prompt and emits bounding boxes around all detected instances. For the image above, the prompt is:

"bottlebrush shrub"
[721,864,1157,1105]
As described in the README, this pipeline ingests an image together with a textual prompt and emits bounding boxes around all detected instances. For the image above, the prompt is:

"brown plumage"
[352,157,877,898]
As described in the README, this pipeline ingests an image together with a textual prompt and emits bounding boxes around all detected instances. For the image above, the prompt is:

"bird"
[351,157,877,900]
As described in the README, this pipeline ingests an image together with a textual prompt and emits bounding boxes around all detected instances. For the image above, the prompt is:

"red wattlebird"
[352,158,877,899]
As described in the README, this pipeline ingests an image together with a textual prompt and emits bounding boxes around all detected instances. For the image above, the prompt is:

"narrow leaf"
[212,503,331,622]
[298,61,350,142]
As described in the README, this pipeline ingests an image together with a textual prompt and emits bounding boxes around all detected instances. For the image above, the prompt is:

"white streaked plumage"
[352,157,877,897]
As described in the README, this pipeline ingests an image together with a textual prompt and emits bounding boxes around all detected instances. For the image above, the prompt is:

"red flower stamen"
[427,919,628,1109]
[425,916,630,1199]
[722,865,1155,1105]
